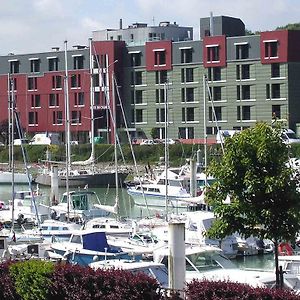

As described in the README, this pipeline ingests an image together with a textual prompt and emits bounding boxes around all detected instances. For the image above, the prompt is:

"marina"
[0,183,276,271]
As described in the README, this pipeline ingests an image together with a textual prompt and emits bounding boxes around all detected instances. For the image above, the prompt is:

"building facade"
[1,15,300,144]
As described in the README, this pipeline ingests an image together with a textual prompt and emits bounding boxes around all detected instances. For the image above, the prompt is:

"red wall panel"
[145,41,172,71]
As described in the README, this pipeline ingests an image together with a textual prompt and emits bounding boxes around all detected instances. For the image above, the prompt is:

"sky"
[1,0,300,55]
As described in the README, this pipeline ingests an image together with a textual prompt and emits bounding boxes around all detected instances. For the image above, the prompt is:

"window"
[237,106,251,121]
[49,94,59,107]
[156,70,168,84]
[131,90,143,104]
[182,107,195,122]
[206,126,218,135]
[181,48,193,63]
[181,68,194,83]
[207,45,219,62]
[156,108,166,122]
[71,111,81,124]
[48,57,58,71]
[93,74,100,87]
[28,77,37,90]
[271,63,280,78]
[31,95,41,108]
[52,111,63,125]
[94,91,100,105]
[71,74,81,88]
[30,59,40,73]
[181,88,195,102]
[131,71,143,85]
[130,52,141,67]
[209,106,222,121]
[272,105,281,120]
[271,83,281,98]
[179,127,194,139]
[156,89,165,103]
[209,86,222,101]
[130,34,134,42]
[74,92,84,106]
[264,41,278,58]
[73,55,84,69]
[28,111,38,125]
[154,50,166,66]
[135,109,143,123]
[235,44,249,59]
[266,84,270,99]
[9,60,19,74]
[208,67,221,81]
[236,65,250,80]
[237,85,251,100]
[52,75,62,89]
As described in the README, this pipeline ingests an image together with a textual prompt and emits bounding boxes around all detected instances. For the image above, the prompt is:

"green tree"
[206,122,300,288]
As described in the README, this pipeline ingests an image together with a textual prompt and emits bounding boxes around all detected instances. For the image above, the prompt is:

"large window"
[264,41,278,58]
[179,127,194,139]
[207,45,219,62]
[237,106,251,121]
[271,63,280,78]
[131,71,143,85]
[181,48,193,63]
[52,111,63,125]
[156,108,166,123]
[181,68,194,83]
[130,52,141,67]
[209,86,222,101]
[28,111,38,125]
[209,106,222,121]
[73,55,84,69]
[30,59,40,73]
[31,95,41,108]
[28,77,38,90]
[9,60,19,74]
[52,75,62,89]
[271,83,281,99]
[135,109,143,123]
[235,43,249,59]
[71,111,81,124]
[48,57,58,71]
[182,107,195,122]
[131,90,143,104]
[74,92,84,106]
[71,74,81,88]
[236,65,250,80]
[156,89,165,103]
[272,105,281,120]
[208,67,221,81]
[154,50,166,66]
[181,87,195,102]
[156,70,168,84]
[49,94,59,107]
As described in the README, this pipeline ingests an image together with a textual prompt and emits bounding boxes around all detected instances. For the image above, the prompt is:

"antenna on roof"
[152,16,155,26]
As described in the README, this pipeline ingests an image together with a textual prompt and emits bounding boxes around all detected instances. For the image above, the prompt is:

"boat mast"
[112,72,119,219]
[203,75,208,187]
[64,40,71,221]
[164,80,169,219]
[8,75,15,231]
[89,38,95,173]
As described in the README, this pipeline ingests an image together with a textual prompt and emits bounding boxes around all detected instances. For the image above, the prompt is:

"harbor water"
[0,184,276,272]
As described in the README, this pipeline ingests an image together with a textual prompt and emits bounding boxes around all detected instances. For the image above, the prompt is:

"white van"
[30,133,60,145]
[216,130,240,144]
[281,129,300,144]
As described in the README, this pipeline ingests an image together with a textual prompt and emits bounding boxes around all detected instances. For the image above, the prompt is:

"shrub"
[186,279,300,300]
[9,259,54,300]
[0,260,20,300]
[48,263,162,300]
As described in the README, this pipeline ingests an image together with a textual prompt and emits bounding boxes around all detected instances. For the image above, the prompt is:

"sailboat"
[35,40,129,188]
[0,76,32,184]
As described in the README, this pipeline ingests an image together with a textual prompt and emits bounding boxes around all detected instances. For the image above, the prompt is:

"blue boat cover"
[82,232,110,252]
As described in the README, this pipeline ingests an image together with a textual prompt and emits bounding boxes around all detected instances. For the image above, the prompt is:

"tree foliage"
[206,122,300,243]
[276,23,300,31]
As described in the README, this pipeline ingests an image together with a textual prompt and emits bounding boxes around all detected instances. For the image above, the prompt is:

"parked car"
[140,139,159,145]
[13,138,30,145]
[281,129,300,144]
